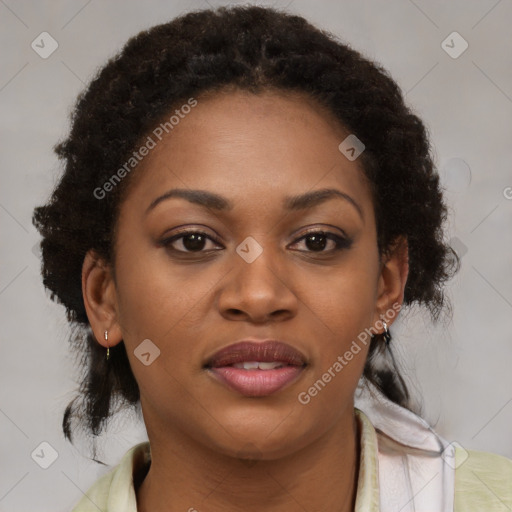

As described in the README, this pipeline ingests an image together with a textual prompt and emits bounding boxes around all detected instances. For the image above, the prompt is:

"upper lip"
[205,340,307,368]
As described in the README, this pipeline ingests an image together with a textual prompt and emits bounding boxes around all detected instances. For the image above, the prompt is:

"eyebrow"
[145,187,364,220]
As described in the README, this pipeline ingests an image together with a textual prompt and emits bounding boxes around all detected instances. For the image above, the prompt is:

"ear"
[82,249,123,349]
[372,236,409,327]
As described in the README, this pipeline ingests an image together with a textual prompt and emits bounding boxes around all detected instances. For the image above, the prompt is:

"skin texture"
[82,89,409,512]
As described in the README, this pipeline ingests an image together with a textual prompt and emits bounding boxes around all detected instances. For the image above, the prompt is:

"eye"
[159,228,352,256]
[290,230,352,253]
[160,230,222,253]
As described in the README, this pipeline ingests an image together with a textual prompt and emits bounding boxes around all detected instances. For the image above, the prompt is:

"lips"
[205,340,307,368]
[204,340,307,397]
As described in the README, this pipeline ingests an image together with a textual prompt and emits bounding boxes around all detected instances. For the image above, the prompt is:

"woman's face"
[98,89,405,459]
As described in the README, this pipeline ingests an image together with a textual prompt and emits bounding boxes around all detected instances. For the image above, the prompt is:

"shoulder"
[71,442,150,512]
[454,446,512,511]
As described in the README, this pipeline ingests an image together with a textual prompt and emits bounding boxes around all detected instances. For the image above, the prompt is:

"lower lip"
[208,366,304,397]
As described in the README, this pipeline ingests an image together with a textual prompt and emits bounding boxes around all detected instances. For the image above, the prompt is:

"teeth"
[258,362,284,370]
[232,361,284,370]
[234,361,259,370]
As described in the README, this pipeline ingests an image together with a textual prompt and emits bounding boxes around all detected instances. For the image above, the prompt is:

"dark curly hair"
[32,5,460,444]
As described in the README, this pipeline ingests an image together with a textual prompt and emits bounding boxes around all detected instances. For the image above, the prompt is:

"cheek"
[308,257,379,338]
[296,275,374,417]
[113,242,222,401]
[114,239,213,341]
[299,251,378,395]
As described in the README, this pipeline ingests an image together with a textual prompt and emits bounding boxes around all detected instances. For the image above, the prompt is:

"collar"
[354,407,381,511]
[106,440,149,511]
[103,408,381,512]
[94,382,455,512]
[354,380,455,512]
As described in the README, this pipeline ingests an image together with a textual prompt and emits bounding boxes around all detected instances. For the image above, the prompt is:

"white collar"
[355,380,455,511]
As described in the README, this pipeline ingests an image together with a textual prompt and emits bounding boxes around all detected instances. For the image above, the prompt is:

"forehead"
[119,89,373,219]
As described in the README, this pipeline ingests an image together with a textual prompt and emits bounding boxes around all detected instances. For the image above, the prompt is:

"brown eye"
[303,233,330,251]
[291,230,352,253]
[160,231,221,253]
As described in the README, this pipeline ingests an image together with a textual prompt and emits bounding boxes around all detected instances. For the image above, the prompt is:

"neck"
[137,408,360,512]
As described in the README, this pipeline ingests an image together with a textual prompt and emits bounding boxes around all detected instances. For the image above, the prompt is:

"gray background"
[1,0,511,510]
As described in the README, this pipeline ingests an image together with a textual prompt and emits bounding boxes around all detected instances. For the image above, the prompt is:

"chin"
[204,410,314,461]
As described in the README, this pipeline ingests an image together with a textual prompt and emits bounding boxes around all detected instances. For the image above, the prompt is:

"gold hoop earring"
[104,330,110,360]
[382,320,392,346]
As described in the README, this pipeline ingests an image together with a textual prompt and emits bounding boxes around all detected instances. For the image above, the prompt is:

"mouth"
[204,340,308,397]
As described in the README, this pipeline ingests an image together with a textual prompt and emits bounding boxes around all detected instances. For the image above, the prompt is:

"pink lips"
[205,340,307,397]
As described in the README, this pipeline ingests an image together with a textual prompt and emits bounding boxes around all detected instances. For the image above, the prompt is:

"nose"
[217,244,298,324]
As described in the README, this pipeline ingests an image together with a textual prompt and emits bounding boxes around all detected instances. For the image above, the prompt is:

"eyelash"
[159,228,352,255]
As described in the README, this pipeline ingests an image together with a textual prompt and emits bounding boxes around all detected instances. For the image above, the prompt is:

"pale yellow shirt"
[72,408,512,511]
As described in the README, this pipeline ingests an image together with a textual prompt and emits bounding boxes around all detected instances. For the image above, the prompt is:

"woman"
[32,5,512,511]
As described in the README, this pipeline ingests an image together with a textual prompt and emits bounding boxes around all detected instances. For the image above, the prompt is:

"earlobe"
[82,250,122,349]
[374,236,409,326]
